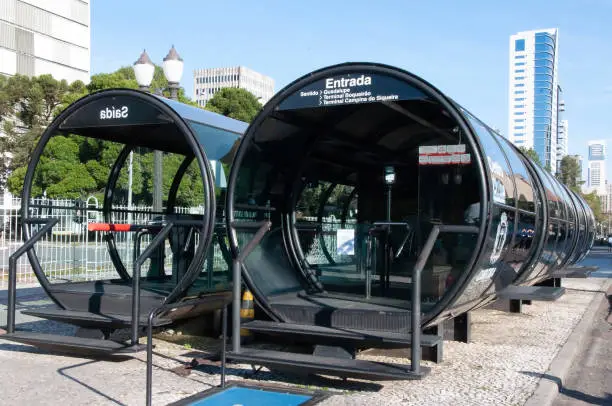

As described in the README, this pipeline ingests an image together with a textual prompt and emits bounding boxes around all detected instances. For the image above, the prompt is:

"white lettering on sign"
[325,75,372,89]
[100,106,128,120]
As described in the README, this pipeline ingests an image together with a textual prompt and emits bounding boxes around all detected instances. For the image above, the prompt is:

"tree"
[581,190,605,223]
[0,74,80,189]
[557,155,582,192]
[205,88,262,123]
[518,146,542,167]
[3,67,197,202]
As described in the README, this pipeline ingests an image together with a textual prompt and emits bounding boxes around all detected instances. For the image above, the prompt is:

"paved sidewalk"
[0,277,607,406]
[553,283,612,406]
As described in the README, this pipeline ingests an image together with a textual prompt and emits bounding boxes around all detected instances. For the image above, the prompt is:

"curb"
[523,279,612,406]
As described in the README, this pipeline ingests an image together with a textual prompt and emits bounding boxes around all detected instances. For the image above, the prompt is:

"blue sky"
[91,0,612,179]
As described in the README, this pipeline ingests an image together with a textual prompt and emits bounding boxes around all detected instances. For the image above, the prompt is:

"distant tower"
[507,28,560,173]
[193,66,275,108]
[587,140,606,195]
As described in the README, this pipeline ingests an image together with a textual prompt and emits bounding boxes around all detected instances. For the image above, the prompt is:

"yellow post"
[240,290,254,343]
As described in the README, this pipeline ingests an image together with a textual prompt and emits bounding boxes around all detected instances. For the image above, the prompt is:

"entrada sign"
[278,72,426,110]
[99,106,129,120]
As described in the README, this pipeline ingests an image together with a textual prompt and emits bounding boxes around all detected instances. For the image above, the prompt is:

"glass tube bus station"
[1,63,595,385]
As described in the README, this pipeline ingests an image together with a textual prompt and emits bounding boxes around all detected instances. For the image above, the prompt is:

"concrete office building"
[193,66,275,108]
[587,140,606,196]
[507,28,560,173]
[0,0,90,83]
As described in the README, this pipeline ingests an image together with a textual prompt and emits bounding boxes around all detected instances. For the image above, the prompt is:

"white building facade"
[0,0,90,84]
[193,66,275,108]
[556,119,568,168]
[507,28,560,173]
[587,140,606,196]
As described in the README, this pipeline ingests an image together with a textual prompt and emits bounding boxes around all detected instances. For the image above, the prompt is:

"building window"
[515,112,525,115]
[515,97,525,102]
[514,90,525,94]
[515,62,526,66]
[514,104,525,108]
[515,76,525,80]
[515,69,525,73]
[515,39,526,52]
[515,84,524,87]
[514,119,525,122]
[515,55,526,59]
[514,126,525,130]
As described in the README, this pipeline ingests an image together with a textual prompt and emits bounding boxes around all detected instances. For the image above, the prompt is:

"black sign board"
[277,73,426,111]
[60,95,173,130]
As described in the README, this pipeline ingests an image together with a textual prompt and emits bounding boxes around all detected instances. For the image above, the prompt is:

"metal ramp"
[241,319,442,347]
[226,348,429,380]
[1,332,134,356]
[225,223,479,382]
[21,307,172,329]
[497,285,565,301]
[552,265,598,279]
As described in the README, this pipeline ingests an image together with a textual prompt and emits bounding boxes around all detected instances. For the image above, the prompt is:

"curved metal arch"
[226,63,491,327]
[102,144,134,280]
[20,89,218,306]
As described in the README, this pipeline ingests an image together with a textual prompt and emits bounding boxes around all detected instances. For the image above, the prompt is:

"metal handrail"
[409,224,479,373]
[6,218,59,333]
[129,219,207,346]
[230,221,272,354]
[145,297,230,406]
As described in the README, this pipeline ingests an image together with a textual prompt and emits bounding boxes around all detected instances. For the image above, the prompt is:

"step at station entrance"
[2,89,247,355]
[224,63,595,380]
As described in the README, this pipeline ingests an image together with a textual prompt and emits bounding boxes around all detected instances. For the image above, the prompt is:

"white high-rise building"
[507,28,560,173]
[193,66,275,108]
[556,119,568,168]
[587,140,606,196]
[0,0,90,83]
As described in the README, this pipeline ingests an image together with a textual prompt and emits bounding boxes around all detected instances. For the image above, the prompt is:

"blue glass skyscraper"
[508,29,560,173]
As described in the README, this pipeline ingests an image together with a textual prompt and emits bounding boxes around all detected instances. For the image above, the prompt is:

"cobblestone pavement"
[0,278,608,405]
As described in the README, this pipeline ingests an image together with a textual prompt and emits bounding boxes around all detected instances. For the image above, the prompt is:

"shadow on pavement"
[521,371,612,405]
[58,360,128,406]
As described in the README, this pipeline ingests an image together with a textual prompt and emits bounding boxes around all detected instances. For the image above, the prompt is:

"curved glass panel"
[451,113,516,307]
[496,138,536,212]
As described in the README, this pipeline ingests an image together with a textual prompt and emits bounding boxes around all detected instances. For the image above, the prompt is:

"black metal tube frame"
[6,218,59,333]
[145,298,229,406]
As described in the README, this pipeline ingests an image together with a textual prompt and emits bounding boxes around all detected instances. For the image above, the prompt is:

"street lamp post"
[132,50,155,216]
[162,45,184,101]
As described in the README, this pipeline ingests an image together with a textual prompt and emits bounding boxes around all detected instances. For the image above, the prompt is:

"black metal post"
[220,305,227,388]
[411,225,441,373]
[131,223,174,346]
[146,310,155,406]
[153,150,163,213]
[6,219,58,333]
[231,258,241,353]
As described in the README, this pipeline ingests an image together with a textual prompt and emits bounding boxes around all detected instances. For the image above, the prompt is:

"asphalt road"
[553,257,612,406]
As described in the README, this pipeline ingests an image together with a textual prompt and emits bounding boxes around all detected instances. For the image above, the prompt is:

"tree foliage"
[556,155,582,193]
[1,67,199,204]
[205,88,262,123]
[518,146,542,167]
[0,74,83,189]
[581,190,605,223]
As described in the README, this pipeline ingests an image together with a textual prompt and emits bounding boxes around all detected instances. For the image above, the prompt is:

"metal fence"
[0,196,205,288]
[0,196,361,289]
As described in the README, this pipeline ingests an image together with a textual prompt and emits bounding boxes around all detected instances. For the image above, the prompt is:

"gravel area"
[0,278,607,405]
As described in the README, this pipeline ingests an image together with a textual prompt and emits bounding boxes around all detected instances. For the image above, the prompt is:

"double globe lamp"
[132,46,184,212]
